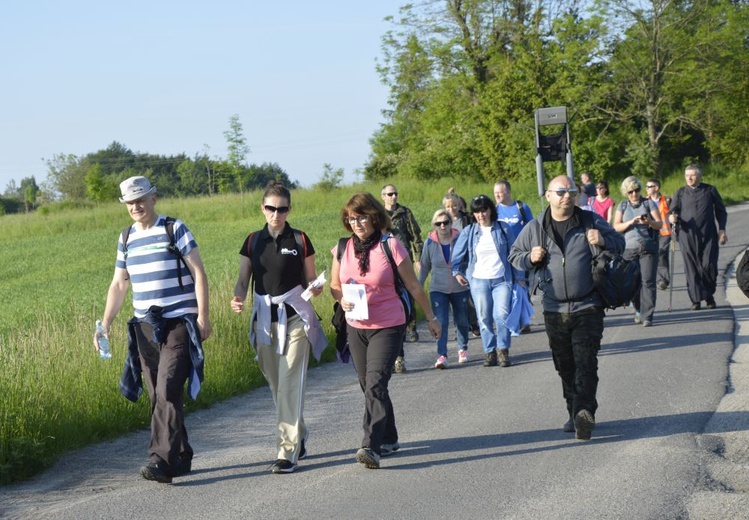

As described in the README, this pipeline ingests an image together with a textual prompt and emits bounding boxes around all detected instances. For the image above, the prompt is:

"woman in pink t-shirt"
[330,192,440,469]
[592,180,615,224]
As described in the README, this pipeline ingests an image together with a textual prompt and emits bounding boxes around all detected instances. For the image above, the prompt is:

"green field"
[1,172,745,484]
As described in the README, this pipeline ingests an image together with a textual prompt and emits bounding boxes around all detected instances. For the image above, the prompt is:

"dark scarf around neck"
[352,229,382,276]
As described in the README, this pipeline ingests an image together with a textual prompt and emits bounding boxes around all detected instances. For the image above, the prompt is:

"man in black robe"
[668,164,728,310]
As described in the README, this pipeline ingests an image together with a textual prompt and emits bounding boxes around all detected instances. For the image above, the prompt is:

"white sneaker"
[458,350,470,364]
[435,355,448,369]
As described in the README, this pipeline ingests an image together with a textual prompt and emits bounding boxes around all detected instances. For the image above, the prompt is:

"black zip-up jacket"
[509,207,625,313]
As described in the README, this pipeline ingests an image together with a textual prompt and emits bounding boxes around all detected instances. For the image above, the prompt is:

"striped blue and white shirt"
[116,215,198,319]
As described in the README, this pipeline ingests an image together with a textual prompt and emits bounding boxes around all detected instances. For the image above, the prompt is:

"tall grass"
[1,170,745,484]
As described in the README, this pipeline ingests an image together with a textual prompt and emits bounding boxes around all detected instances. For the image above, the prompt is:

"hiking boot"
[380,442,400,457]
[140,461,172,483]
[356,448,380,469]
[394,356,406,373]
[498,349,511,367]
[483,350,498,367]
[521,324,531,334]
[658,281,668,291]
[574,409,596,440]
[458,350,470,364]
[435,355,448,369]
[691,302,701,311]
[563,417,575,433]
[271,459,297,474]
[406,330,419,343]
[470,328,481,338]
[706,298,716,309]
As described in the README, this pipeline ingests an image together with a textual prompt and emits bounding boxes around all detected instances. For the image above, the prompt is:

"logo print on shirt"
[281,248,298,256]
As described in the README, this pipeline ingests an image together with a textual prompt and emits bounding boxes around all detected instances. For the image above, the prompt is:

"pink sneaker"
[458,350,469,364]
[435,355,448,369]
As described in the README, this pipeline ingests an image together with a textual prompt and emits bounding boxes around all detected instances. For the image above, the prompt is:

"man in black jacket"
[509,175,624,440]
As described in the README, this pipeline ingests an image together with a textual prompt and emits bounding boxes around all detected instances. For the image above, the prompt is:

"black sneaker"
[574,409,596,440]
[140,461,172,483]
[173,454,192,476]
[706,298,716,309]
[470,327,481,338]
[299,438,307,460]
[271,459,297,474]
[563,417,575,433]
[355,448,380,469]
[380,442,400,457]
[483,350,498,367]
[691,302,701,311]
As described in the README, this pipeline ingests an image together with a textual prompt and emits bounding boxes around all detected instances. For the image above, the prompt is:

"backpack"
[737,249,749,299]
[583,212,641,309]
[121,216,191,291]
[516,200,529,226]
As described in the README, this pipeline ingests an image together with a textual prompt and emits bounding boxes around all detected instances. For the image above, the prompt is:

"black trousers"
[543,307,605,419]
[348,324,405,455]
[134,319,193,469]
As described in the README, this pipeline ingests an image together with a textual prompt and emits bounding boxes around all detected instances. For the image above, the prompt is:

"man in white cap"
[96,176,212,483]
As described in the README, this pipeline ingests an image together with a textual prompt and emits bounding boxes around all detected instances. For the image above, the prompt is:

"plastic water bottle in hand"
[95,320,111,359]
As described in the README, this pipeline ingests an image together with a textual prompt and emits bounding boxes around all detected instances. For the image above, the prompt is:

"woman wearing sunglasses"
[230,181,327,474]
[613,176,663,327]
[418,209,472,369]
[452,195,525,367]
[331,192,440,469]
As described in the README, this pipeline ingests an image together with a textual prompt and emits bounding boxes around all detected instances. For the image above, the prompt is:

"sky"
[0,1,406,191]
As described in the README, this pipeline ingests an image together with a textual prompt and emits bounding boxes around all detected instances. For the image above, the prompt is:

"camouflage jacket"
[387,204,423,260]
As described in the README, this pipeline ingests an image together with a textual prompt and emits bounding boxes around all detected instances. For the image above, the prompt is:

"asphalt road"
[2,203,749,520]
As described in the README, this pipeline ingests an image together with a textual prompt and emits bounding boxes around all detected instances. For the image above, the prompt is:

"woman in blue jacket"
[452,195,524,367]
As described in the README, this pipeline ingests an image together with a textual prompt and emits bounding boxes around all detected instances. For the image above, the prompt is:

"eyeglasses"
[347,215,370,225]
[596,186,606,190]
[646,184,657,189]
[628,188,642,194]
[547,188,578,197]
[264,205,290,214]
[434,220,451,227]
[385,192,398,197]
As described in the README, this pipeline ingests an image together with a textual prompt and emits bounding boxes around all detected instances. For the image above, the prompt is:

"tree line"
[365,0,749,183]
[0,115,298,215]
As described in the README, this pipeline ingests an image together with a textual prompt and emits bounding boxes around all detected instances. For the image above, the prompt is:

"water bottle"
[95,320,112,359]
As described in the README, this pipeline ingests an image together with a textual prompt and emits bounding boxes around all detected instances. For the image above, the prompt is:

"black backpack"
[737,249,749,299]
[121,216,191,291]
[583,212,642,309]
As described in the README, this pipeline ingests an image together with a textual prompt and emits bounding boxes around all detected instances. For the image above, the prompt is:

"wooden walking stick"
[668,217,679,312]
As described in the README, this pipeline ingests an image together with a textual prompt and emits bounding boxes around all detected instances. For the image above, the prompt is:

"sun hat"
[119,176,157,203]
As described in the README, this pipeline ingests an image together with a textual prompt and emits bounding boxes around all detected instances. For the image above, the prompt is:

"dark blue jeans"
[430,290,470,356]
[543,307,605,419]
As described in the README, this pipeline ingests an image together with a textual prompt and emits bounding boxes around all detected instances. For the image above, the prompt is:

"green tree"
[20,176,39,212]
[222,114,251,192]
[314,164,344,190]
[45,153,89,200]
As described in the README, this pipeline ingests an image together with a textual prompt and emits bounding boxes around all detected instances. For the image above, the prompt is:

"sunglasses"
[264,204,290,214]
[628,188,642,194]
[548,188,578,197]
[646,184,657,189]
[434,220,451,227]
[384,192,398,197]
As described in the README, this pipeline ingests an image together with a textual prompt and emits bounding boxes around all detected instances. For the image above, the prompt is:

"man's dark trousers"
[544,307,605,418]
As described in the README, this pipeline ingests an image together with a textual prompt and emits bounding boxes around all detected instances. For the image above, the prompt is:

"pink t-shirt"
[333,236,409,330]
[592,197,615,221]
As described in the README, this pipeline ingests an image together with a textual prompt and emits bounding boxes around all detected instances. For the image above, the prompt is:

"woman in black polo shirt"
[231,181,327,474]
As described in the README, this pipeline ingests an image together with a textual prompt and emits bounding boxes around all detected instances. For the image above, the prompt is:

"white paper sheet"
[301,271,327,301]
[342,283,368,320]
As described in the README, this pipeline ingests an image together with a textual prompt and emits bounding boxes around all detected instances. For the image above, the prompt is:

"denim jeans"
[430,291,470,357]
[543,307,605,418]
[469,277,512,353]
